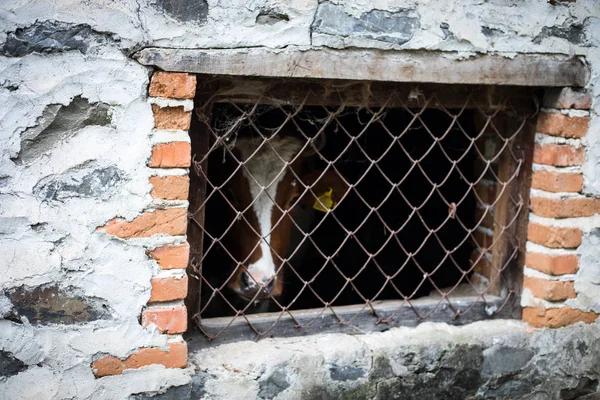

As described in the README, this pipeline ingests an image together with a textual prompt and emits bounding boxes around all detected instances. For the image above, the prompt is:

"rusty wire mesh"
[187,81,536,341]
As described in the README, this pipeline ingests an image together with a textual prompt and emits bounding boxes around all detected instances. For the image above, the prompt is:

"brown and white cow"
[220,134,348,306]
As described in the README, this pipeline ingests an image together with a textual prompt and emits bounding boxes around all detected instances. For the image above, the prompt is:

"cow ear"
[299,170,349,212]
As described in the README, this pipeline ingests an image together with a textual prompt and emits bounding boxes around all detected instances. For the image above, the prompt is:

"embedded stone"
[312,3,419,45]
[483,346,534,376]
[34,166,124,201]
[1,21,110,57]
[6,285,111,325]
[258,364,291,398]
[13,96,111,165]
[256,10,290,25]
[329,364,367,381]
[0,350,28,378]
[533,23,585,45]
[154,0,209,24]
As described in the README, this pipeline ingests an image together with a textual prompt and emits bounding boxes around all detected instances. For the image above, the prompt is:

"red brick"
[152,105,191,130]
[527,222,582,248]
[523,307,598,328]
[148,142,191,168]
[523,276,576,301]
[149,72,196,99]
[149,275,189,303]
[142,306,187,334]
[543,88,592,110]
[533,144,585,167]
[530,197,600,219]
[531,170,583,193]
[536,112,589,138]
[148,243,190,270]
[92,342,187,377]
[526,252,579,275]
[99,208,188,238]
[150,175,190,200]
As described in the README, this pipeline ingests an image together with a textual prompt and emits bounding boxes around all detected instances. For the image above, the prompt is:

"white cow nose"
[241,272,274,291]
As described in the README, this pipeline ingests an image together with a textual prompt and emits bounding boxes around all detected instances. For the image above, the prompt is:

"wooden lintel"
[135,48,589,88]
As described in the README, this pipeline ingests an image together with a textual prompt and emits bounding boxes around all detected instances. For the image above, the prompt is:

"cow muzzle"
[236,271,276,300]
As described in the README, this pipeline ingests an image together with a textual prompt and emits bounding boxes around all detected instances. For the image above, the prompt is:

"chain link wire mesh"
[188,79,538,342]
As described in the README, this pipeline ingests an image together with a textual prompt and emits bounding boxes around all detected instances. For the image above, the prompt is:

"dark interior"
[199,104,478,316]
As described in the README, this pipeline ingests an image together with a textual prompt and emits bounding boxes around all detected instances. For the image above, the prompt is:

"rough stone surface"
[533,22,586,45]
[6,285,111,325]
[154,0,209,24]
[0,350,28,378]
[13,96,111,165]
[312,3,419,45]
[1,21,112,57]
[34,165,124,201]
[185,321,600,400]
[258,363,292,399]
[256,10,290,26]
[482,346,534,376]
[543,87,593,110]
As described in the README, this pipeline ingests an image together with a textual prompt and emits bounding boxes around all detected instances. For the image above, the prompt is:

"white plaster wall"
[0,1,598,398]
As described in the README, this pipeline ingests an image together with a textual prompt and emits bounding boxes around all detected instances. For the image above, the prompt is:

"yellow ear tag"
[313,188,336,212]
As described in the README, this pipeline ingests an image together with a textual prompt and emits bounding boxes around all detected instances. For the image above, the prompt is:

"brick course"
[531,170,583,193]
[525,252,579,275]
[149,72,196,99]
[152,105,192,130]
[142,306,187,334]
[149,275,189,303]
[523,276,576,301]
[527,222,581,248]
[148,243,190,270]
[92,342,187,377]
[523,307,598,328]
[148,142,191,168]
[150,175,190,200]
[100,208,188,238]
[530,197,600,219]
[535,112,589,138]
[533,144,585,167]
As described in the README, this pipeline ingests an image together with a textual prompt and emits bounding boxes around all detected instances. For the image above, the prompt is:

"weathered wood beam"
[187,294,517,349]
[135,48,589,87]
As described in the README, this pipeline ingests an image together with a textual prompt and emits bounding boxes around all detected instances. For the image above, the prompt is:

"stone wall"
[0,0,599,399]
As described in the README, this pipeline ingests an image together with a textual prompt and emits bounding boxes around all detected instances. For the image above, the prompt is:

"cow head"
[222,135,348,303]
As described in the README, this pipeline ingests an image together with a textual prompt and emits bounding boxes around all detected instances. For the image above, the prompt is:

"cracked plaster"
[0,0,598,398]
